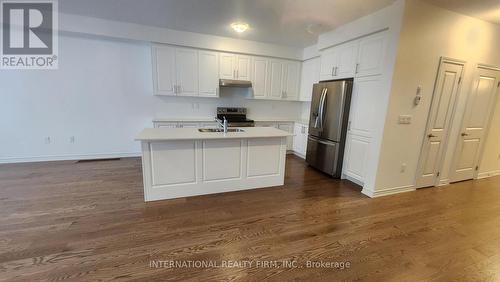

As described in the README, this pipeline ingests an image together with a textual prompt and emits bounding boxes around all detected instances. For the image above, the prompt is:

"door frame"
[415,57,466,189]
[449,63,500,182]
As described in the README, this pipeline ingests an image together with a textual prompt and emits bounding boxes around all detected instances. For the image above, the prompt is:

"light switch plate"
[398,115,412,124]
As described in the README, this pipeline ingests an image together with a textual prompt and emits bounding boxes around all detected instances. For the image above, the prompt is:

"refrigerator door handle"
[314,88,326,128]
[318,88,327,129]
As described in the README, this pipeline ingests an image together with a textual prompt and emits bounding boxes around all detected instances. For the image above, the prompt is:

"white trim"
[292,152,305,159]
[0,152,141,164]
[362,184,415,198]
[343,174,364,187]
[437,178,450,186]
[477,170,500,179]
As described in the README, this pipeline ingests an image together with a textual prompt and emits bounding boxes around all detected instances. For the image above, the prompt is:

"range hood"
[219,79,252,88]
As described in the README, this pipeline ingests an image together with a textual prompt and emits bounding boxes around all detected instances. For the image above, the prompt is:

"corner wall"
[374,0,500,192]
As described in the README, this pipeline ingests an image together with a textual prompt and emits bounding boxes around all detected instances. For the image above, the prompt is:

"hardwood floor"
[1,155,500,281]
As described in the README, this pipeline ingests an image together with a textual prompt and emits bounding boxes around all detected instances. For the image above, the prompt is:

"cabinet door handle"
[331,66,335,76]
[237,70,239,78]
[461,132,469,137]
[428,134,436,138]
[355,63,359,74]
[335,67,338,76]
[348,121,352,131]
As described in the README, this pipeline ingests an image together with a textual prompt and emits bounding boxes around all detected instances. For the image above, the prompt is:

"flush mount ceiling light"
[230,22,249,33]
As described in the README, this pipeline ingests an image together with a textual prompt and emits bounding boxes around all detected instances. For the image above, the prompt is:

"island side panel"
[141,137,287,201]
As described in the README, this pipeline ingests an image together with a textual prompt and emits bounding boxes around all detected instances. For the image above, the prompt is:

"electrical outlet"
[70,136,75,143]
[44,137,51,144]
[400,163,407,173]
[398,115,412,124]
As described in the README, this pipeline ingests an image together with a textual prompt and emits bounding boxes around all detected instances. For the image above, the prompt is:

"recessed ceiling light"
[231,22,249,33]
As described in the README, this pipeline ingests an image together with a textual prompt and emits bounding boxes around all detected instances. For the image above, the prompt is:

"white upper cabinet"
[356,32,386,77]
[269,60,284,99]
[219,53,252,80]
[299,57,320,101]
[320,47,338,81]
[236,55,251,80]
[318,31,387,81]
[282,61,300,100]
[175,48,199,96]
[153,45,176,96]
[335,41,359,79]
[251,57,269,99]
[320,41,358,81]
[219,53,236,79]
[152,44,302,101]
[198,51,219,97]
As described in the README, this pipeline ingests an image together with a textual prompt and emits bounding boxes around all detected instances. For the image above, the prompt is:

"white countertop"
[136,127,293,141]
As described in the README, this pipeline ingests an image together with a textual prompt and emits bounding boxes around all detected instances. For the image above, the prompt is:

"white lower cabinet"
[343,133,370,184]
[293,123,308,158]
[277,123,294,151]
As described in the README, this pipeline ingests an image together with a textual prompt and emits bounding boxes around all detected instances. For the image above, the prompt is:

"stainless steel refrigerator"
[306,79,353,178]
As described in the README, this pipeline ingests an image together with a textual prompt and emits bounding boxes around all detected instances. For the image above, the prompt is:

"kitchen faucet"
[215,117,228,133]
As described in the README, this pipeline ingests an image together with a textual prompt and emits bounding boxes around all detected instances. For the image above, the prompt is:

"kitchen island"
[136,127,292,201]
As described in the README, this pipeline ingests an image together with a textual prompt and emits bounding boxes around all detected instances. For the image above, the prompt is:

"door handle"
[428,134,436,138]
[461,133,469,137]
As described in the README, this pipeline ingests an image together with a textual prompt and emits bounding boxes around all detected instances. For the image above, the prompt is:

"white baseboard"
[437,178,450,186]
[292,151,305,159]
[342,173,364,187]
[0,152,142,164]
[477,170,500,179]
[362,184,416,198]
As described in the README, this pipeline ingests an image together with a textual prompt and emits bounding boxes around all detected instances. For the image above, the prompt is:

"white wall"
[60,13,303,60]
[0,35,303,163]
[374,0,500,191]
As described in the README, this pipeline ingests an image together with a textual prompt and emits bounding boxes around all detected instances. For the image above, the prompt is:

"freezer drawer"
[306,136,340,177]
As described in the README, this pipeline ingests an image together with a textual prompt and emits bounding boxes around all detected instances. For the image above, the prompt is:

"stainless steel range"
[216,107,255,127]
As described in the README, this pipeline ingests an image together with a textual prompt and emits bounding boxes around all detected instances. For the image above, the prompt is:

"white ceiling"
[59,0,397,47]
[424,0,500,25]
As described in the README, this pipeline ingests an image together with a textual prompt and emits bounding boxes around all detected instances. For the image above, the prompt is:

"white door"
[153,45,176,96]
[175,48,198,96]
[282,61,300,100]
[269,60,284,99]
[319,46,337,81]
[451,66,500,182]
[335,41,359,79]
[236,55,251,80]
[252,57,269,99]
[219,53,236,79]
[416,59,464,188]
[356,32,386,77]
[198,51,219,97]
[299,57,320,102]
